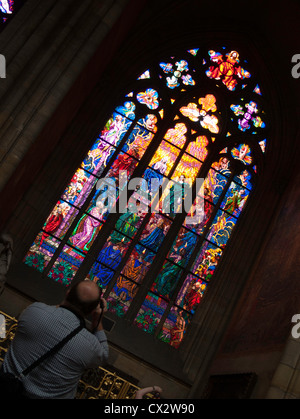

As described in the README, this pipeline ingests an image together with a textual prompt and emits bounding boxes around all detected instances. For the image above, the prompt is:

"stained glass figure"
[177,275,207,313]
[68,203,105,253]
[107,275,139,317]
[191,242,223,282]
[0,0,12,15]
[0,0,17,23]
[205,50,251,91]
[158,308,191,348]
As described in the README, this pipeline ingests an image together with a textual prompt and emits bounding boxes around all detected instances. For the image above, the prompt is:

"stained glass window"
[0,0,24,25]
[24,46,267,348]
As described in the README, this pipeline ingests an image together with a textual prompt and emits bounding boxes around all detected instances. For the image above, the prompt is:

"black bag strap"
[20,306,85,378]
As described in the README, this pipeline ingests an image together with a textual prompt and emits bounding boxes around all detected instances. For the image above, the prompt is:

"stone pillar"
[266,329,300,399]
[0,233,13,297]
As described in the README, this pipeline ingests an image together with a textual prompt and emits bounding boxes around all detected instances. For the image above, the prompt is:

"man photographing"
[1,280,109,399]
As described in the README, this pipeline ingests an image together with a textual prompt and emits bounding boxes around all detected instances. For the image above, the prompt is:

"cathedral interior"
[0,0,300,399]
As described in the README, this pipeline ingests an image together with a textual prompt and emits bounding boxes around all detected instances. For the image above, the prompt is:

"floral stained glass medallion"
[24,45,267,349]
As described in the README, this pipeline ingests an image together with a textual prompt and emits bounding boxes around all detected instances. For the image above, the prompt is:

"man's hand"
[91,297,107,332]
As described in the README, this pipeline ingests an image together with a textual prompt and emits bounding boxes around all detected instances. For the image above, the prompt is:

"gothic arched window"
[24,45,267,348]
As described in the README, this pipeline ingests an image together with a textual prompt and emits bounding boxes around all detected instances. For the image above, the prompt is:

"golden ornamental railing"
[0,310,140,399]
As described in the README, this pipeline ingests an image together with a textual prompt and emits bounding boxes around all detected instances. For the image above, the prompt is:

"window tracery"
[24,45,267,348]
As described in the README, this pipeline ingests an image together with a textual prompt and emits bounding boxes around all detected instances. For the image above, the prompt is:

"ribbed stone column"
[266,330,300,399]
[0,0,131,192]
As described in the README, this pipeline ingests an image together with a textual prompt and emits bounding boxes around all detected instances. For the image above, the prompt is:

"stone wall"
[1,0,300,399]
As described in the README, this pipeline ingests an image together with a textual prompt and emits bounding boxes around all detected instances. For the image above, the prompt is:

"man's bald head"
[64,280,101,316]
